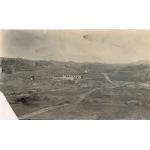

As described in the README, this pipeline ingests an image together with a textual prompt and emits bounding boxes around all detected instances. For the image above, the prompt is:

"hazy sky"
[1,30,150,64]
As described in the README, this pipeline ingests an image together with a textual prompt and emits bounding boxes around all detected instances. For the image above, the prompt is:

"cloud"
[2,30,150,63]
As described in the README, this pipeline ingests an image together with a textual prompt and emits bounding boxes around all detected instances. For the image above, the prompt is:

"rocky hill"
[1,57,150,82]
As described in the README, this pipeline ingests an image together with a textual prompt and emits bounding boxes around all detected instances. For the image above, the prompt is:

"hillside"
[1,57,150,82]
[0,57,123,74]
[109,63,150,82]
[1,57,150,119]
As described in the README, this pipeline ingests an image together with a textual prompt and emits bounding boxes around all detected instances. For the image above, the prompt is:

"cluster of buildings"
[62,73,84,81]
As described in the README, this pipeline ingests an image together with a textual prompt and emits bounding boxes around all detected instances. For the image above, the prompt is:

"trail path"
[19,73,117,119]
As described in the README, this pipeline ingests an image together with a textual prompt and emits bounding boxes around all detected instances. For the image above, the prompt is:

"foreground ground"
[1,68,150,120]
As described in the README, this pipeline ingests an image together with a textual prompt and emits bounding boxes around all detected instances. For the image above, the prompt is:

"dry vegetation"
[1,57,150,119]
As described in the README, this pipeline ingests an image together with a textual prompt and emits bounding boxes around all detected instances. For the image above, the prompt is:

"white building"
[62,73,83,81]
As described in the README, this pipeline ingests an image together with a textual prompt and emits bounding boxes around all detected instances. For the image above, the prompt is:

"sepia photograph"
[1,30,150,119]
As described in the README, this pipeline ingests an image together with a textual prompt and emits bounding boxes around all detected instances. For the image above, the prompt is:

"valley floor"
[1,71,150,120]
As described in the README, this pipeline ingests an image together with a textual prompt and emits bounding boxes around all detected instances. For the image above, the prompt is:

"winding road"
[102,73,118,86]
[19,73,116,119]
[19,87,102,119]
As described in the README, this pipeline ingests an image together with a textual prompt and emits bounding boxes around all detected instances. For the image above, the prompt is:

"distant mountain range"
[132,60,150,65]
[1,57,150,82]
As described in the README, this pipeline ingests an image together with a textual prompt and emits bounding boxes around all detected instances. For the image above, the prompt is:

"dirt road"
[19,73,118,119]
[19,87,102,119]
[19,104,69,120]
[102,73,118,86]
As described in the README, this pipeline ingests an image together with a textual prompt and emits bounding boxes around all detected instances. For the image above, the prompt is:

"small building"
[62,73,84,81]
